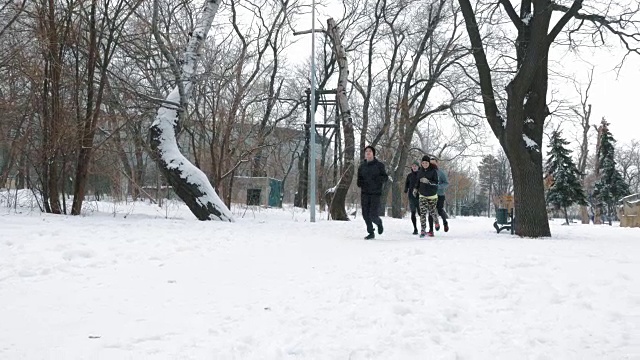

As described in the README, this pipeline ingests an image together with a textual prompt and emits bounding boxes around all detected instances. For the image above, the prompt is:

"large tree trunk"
[505,48,551,237]
[390,118,415,219]
[0,134,17,188]
[327,18,355,221]
[133,124,146,199]
[458,0,567,237]
[42,12,62,215]
[16,148,26,189]
[294,89,311,208]
[508,146,550,236]
[149,0,233,221]
[71,0,100,215]
[295,152,308,208]
[390,181,403,218]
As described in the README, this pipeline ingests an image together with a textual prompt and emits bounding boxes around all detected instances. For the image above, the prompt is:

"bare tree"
[70,0,143,215]
[0,1,25,34]
[458,0,640,236]
[415,116,487,162]
[35,0,80,214]
[385,0,471,219]
[573,68,594,224]
[0,1,29,189]
[617,140,640,194]
[199,0,301,207]
[324,18,355,220]
[592,117,606,224]
[0,0,27,71]
[1,0,311,217]
[149,0,233,221]
[350,0,385,156]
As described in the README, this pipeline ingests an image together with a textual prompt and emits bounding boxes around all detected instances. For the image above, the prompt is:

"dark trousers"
[361,193,382,234]
[428,195,448,229]
[409,195,420,230]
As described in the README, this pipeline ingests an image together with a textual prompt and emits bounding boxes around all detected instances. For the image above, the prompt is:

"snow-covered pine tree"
[544,130,587,225]
[593,123,630,225]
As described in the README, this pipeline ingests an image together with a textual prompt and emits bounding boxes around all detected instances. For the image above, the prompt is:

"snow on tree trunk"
[326,18,355,221]
[509,150,549,236]
[459,0,554,237]
[149,0,233,222]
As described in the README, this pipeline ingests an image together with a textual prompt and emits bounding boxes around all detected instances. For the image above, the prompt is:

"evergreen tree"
[544,130,587,225]
[593,123,631,225]
[478,155,500,216]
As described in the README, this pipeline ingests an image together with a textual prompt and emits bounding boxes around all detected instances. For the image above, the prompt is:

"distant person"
[357,145,388,240]
[428,156,449,232]
[413,155,439,237]
[404,160,421,234]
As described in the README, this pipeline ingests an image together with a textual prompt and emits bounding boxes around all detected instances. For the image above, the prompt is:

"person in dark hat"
[357,145,388,239]
[413,155,440,237]
[404,160,421,234]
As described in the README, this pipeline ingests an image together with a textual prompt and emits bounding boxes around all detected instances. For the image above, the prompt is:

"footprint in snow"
[62,249,95,261]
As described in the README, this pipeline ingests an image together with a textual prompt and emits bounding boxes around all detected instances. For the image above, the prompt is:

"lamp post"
[309,0,317,222]
[292,2,324,222]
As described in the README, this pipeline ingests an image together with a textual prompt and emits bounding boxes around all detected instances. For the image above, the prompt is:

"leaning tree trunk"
[149,0,233,221]
[327,18,355,221]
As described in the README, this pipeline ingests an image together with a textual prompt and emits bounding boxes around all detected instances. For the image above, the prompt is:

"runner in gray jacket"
[428,156,449,232]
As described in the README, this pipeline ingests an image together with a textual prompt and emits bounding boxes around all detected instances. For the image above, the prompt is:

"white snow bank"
[0,208,638,359]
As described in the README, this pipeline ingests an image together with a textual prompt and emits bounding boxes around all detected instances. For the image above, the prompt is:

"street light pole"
[292,3,324,222]
[309,0,317,222]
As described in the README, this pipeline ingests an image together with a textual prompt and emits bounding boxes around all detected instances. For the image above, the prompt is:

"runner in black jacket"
[404,160,421,234]
[357,145,388,239]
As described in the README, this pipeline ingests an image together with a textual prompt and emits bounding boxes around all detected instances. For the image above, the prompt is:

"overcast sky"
[283,4,639,157]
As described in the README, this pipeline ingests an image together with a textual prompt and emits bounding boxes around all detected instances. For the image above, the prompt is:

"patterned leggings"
[419,195,439,231]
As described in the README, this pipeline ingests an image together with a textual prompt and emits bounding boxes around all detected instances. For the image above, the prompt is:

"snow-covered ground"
[1,192,639,359]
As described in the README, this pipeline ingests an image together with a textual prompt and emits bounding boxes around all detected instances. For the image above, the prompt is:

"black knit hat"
[364,145,376,156]
[421,155,430,162]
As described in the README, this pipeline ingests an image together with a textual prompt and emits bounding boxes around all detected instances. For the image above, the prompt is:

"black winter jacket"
[357,158,388,195]
[404,171,419,198]
[414,164,439,197]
